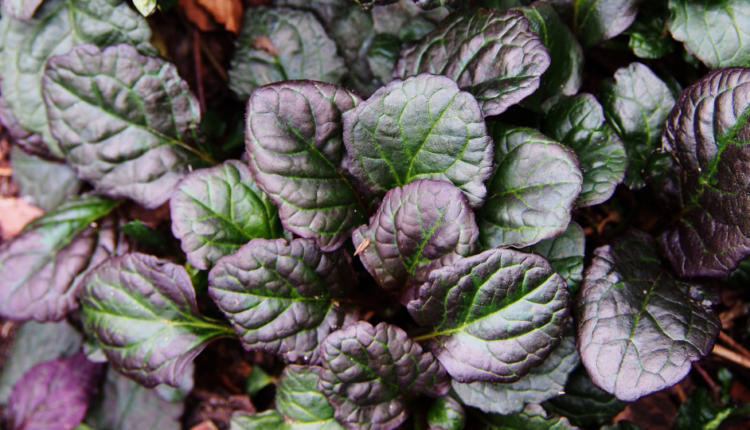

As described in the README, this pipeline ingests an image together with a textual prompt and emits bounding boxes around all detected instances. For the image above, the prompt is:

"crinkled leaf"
[11,146,81,211]
[343,73,494,208]
[624,3,676,59]
[0,0,154,158]
[2,0,44,20]
[576,230,721,401]
[541,365,626,427]
[393,9,551,117]
[0,196,120,321]
[246,81,365,251]
[657,68,750,277]
[674,387,734,430]
[452,328,579,415]
[318,321,449,430]
[366,34,402,85]
[43,43,206,209]
[669,0,750,69]
[84,368,183,430]
[477,124,583,249]
[568,0,640,49]
[209,238,358,363]
[228,7,346,100]
[408,248,569,383]
[230,411,284,430]
[372,1,448,43]
[521,221,585,295]
[475,404,579,430]
[0,320,82,403]
[542,94,628,207]
[600,63,675,190]
[171,160,283,270]
[427,396,466,430]
[276,365,344,429]
[0,92,47,158]
[8,354,104,430]
[79,252,233,387]
[153,362,194,403]
[352,179,478,298]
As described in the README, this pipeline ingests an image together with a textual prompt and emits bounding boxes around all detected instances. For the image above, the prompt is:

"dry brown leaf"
[197,0,243,34]
[251,36,279,56]
[179,0,219,32]
[0,197,43,240]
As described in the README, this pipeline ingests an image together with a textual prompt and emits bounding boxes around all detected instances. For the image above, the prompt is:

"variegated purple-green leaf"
[318,321,449,430]
[209,238,358,364]
[10,146,81,212]
[521,221,586,295]
[475,404,578,430]
[79,252,234,387]
[408,248,569,383]
[426,396,466,430]
[350,0,398,10]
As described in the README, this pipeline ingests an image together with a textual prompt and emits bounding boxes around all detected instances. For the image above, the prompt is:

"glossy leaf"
[318,321,449,430]
[171,160,283,270]
[11,146,81,211]
[352,180,478,297]
[577,230,721,401]
[246,80,365,251]
[476,124,583,249]
[276,365,344,429]
[394,9,551,117]
[452,329,579,415]
[569,0,640,49]
[521,221,585,295]
[43,43,206,209]
[0,196,120,321]
[542,94,628,207]
[209,238,358,363]
[624,3,676,59]
[599,63,675,189]
[541,366,626,427]
[408,247,569,383]
[2,0,44,20]
[427,396,466,430]
[343,73,494,208]
[230,411,284,430]
[669,0,750,69]
[133,0,157,17]
[0,0,154,158]
[475,404,578,430]
[0,320,83,403]
[79,252,233,387]
[229,7,346,100]
[657,68,750,277]
[245,366,274,397]
[8,354,104,430]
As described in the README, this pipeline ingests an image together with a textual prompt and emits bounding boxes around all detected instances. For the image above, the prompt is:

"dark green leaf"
[541,366,626,427]
[318,321,449,430]
[669,0,750,68]
[452,328,579,415]
[0,196,120,321]
[11,146,81,211]
[343,73,494,208]
[729,257,750,289]
[121,220,171,252]
[246,81,365,251]
[352,180,478,298]
[277,365,344,429]
[0,0,154,158]
[229,7,346,100]
[427,396,466,430]
[599,63,675,189]
[521,221,585,295]
[245,366,274,397]
[569,0,640,49]
[394,9,551,117]
[577,230,721,401]
[230,411,284,430]
[476,124,583,249]
[408,248,570,383]
[43,43,207,209]
[2,0,44,20]
[208,238,358,363]
[674,388,734,430]
[624,4,676,59]
[371,1,448,44]
[366,33,402,85]
[542,94,628,207]
[79,252,234,387]
[475,404,579,430]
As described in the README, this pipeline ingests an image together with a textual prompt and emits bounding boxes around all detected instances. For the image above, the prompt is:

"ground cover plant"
[1,0,750,429]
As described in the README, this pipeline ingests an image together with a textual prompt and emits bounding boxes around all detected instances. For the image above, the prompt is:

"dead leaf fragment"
[0,197,43,240]
[197,0,243,34]
[354,237,370,256]
[179,0,219,32]
[190,421,219,430]
[251,36,279,56]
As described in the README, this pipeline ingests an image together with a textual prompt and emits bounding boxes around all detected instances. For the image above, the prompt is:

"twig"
[193,29,206,113]
[713,344,750,370]
[693,361,719,394]
[719,331,750,360]
[199,39,228,82]
[671,384,687,403]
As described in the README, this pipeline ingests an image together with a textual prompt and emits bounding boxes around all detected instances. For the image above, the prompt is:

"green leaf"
[521,221,585,295]
[2,0,44,20]
[476,124,583,249]
[0,320,83,403]
[208,238,358,363]
[121,220,172,252]
[246,81,365,251]
[366,33,402,84]
[674,388,734,430]
[245,366,274,397]
[230,411,284,430]
[669,0,750,68]
[541,366,626,427]
[452,328,579,415]
[319,321,449,430]
[394,9,551,117]
[427,396,466,430]
[277,365,344,429]
[343,73,494,208]
[352,180,478,298]
[569,0,640,49]
[408,248,569,383]
[542,94,628,207]
[43,43,207,209]
[0,196,120,321]
[624,3,676,59]
[475,404,579,430]
[229,7,346,100]
[11,146,81,211]
[133,0,157,16]
[79,252,233,387]
[0,0,154,158]
[153,362,194,403]
[599,63,675,190]
[576,230,721,401]
[729,257,750,289]
[171,160,283,270]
